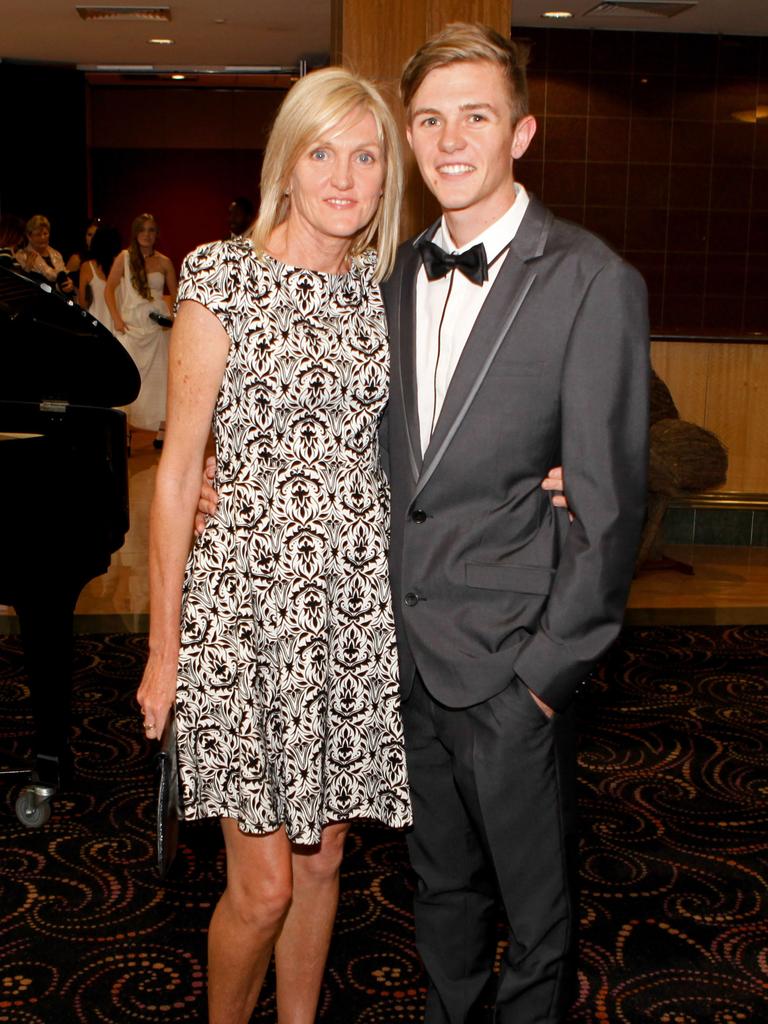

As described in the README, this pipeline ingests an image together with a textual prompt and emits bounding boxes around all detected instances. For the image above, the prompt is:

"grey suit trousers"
[403,673,579,1024]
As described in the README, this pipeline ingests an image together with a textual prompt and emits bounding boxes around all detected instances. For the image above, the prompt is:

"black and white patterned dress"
[174,240,411,844]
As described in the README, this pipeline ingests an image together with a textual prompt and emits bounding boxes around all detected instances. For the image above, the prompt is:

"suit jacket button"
[404,591,419,607]
[412,508,427,524]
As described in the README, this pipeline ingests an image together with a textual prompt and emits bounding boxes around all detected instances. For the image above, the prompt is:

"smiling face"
[406,60,536,243]
[285,107,385,250]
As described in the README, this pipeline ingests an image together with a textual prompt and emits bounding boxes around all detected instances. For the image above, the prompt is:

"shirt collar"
[437,183,530,264]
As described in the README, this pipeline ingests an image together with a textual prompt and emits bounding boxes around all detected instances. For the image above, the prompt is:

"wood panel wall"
[331,0,513,239]
[651,341,768,496]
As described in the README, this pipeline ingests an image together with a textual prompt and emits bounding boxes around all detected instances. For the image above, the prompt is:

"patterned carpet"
[1,627,766,1023]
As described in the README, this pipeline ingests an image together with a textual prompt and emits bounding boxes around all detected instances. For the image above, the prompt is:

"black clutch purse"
[155,707,182,878]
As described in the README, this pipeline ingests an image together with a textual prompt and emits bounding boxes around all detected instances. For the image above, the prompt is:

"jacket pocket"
[465,561,555,595]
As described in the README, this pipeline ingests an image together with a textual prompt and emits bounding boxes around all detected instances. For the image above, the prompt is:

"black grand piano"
[0,262,140,825]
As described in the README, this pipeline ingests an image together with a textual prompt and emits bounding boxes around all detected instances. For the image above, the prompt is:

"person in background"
[78,224,121,333]
[66,217,101,287]
[227,196,256,239]
[105,213,176,449]
[137,68,410,1024]
[16,214,75,294]
[0,214,26,266]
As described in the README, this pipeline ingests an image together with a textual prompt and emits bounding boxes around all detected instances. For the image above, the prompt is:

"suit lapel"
[416,198,553,498]
[393,225,435,483]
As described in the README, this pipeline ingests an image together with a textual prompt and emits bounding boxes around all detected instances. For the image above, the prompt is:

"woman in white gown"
[105,213,177,445]
[78,225,121,333]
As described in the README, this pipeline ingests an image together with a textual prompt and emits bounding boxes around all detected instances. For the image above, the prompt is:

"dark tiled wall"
[663,505,768,546]
[518,28,768,332]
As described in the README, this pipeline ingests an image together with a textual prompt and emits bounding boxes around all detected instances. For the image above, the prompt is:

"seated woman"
[16,214,75,294]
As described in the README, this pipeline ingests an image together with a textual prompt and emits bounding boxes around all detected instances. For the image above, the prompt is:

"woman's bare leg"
[274,822,350,1024]
[207,820,293,1024]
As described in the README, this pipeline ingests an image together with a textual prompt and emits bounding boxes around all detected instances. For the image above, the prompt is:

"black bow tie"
[417,239,488,285]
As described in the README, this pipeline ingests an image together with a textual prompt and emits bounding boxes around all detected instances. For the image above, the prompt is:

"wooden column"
[331,0,513,239]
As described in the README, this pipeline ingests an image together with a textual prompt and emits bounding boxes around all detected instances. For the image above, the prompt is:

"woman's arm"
[163,255,178,302]
[51,248,74,292]
[104,251,127,333]
[19,248,57,281]
[137,299,230,736]
[14,247,31,273]
[78,259,93,308]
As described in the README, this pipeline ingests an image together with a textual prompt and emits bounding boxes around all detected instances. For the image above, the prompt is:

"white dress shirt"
[415,183,530,457]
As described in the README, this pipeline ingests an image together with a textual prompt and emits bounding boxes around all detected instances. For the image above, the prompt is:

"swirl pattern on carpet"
[0,627,766,1022]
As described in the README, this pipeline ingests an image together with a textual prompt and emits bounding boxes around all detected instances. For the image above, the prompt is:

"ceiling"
[514,0,767,38]
[0,1,765,72]
[0,1,330,70]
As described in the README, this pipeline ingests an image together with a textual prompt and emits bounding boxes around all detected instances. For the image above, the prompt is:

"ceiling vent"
[582,1,697,18]
[76,5,172,21]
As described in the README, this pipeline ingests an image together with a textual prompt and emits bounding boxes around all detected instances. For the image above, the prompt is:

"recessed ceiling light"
[541,10,574,17]
[77,6,171,22]
[171,73,185,80]
[148,37,174,44]
[584,1,697,17]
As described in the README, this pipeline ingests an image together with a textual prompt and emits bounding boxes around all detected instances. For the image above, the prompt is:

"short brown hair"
[400,22,530,122]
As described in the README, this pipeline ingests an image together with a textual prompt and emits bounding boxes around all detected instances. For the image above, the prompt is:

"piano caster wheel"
[15,784,54,828]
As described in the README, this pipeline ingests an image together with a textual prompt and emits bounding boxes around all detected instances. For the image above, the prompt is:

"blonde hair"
[401,22,530,123]
[26,214,50,234]
[251,67,403,282]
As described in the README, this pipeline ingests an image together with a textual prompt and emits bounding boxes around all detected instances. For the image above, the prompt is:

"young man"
[380,23,649,1024]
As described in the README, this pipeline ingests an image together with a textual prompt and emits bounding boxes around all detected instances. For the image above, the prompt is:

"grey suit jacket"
[380,197,650,712]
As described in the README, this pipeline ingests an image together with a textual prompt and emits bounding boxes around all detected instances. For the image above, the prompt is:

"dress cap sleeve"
[176,239,251,331]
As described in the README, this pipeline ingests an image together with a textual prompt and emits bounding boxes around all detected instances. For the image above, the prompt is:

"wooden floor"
[2,429,766,632]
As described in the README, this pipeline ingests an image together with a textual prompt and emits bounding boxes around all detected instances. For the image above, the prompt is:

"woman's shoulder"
[147,248,171,266]
[181,239,264,290]
[177,239,257,309]
[183,237,253,269]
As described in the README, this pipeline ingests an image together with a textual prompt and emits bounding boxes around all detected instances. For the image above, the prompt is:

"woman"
[0,214,26,265]
[105,214,176,446]
[16,214,74,293]
[78,225,121,333]
[137,68,410,1024]
[66,217,100,286]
